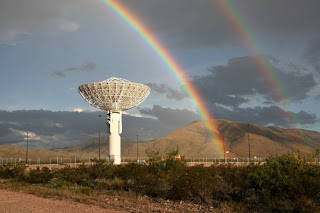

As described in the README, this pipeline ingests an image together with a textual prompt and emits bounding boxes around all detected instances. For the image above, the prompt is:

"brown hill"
[1,120,319,160]
[0,145,79,161]
[58,136,135,159]
[124,119,320,158]
[0,137,135,162]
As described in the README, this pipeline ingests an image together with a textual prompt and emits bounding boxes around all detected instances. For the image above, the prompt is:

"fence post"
[57,157,58,166]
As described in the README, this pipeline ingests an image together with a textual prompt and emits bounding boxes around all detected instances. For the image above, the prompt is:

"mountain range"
[1,119,319,160]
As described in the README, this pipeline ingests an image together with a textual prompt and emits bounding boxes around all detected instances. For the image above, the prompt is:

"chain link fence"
[1,156,319,167]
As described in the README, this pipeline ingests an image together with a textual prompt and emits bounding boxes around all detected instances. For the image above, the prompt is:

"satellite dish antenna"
[78,77,150,165]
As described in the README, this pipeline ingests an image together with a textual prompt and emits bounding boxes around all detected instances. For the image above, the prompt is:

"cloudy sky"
[1,0,320,148]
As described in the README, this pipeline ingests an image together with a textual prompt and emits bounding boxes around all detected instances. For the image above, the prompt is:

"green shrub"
[0,165,26,179]
[1,152,320,212]
[94,178,124,191]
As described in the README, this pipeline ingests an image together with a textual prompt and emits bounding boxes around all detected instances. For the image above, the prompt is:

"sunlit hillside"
[124,119,320,158]
[1,119,319,159]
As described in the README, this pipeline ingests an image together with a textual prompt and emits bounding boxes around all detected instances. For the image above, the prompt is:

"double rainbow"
[99,0,225,157]
[215,0,298,127]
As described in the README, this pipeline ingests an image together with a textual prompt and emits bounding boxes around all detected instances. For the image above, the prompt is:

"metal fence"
[1,156,319,166]
[0,157,101,166]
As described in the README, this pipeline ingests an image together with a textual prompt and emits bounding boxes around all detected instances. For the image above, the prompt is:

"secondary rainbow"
[99,0,225,157]
[215,0,298,128]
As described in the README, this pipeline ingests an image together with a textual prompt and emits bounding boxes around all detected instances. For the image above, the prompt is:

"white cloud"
[73,108,83,112]
[55,123,63,128]
[8,128,41,141]
[122,111,142,118]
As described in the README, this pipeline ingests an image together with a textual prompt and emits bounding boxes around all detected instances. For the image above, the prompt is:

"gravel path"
[0,189,126,213]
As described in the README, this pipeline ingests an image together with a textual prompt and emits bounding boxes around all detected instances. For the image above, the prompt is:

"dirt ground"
[0,188,230,213]
[0,189,125,213]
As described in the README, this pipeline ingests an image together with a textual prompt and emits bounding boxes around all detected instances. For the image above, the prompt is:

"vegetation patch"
[1,150,320,212]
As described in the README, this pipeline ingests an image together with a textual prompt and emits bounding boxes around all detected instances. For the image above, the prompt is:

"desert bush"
[49,177,70,188]
[1,152,320,212]
[94,178,124,191]
[24,167,53,184]
[244,154,320,212]
[166,165,217,203]
[0,165,26,179]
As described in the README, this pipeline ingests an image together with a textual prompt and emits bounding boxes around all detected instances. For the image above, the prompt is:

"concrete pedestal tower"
[107,110,122,164]
[78,77,150,165]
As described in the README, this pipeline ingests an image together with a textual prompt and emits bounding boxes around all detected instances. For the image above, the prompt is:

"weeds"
[0,152,320,212]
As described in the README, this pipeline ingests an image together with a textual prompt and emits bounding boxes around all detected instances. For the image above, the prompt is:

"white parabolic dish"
[78,77,151,111]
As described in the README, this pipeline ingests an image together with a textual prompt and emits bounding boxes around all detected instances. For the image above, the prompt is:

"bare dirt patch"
[0,189,124,213]
[0,182,230,213]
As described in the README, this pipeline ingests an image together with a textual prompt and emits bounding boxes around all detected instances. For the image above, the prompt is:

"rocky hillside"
[124,119,320,158]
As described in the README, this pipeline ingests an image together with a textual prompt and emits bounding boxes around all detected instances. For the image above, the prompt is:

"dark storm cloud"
[0,110,186,148]
[1,1,319,48]
[119,0,320,48]
[192,56,316,107]
[138,104,318,129]
[139,105,198,127]
[50,62,96,78]
[0,106,317,148]
[0,0,81,44]
[0,124,11,137]
[146,83,185,100]
[303,38,320,71]
[209,104,318,128]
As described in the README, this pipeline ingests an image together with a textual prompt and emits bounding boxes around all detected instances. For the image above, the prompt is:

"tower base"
[107,111,122,165]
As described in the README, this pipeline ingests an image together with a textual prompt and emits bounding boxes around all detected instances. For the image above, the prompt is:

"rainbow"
[215,0,298,128]
[99,0,225,157]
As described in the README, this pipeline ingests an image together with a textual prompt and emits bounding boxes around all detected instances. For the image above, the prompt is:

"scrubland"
[0,150,320,212]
